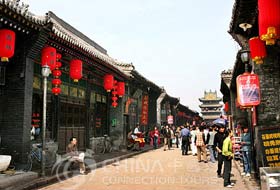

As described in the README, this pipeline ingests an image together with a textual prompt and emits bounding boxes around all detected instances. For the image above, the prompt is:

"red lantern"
[103,74,114,92]
[112,96,118,101]
[117,82,125,97]
[70,59,82,82]
[52,70,61,77]
[41,46,56,71]
[112,102,118,108]
[55,62,62,69]
[56,53,62,60]
[52,78,62,86]
[112,90,118,96]
[0,29,15,62]
[258,0,280,45]
[249,37,266,64]
[52,87,61,95]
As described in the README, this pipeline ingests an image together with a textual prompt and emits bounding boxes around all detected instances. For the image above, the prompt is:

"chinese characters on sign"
[141,95,149,125]
[259,128,280,167]
[167,115,174,125]
[236,73,261,107]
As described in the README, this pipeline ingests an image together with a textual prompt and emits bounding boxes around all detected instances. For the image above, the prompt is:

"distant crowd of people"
[127,120,251,189]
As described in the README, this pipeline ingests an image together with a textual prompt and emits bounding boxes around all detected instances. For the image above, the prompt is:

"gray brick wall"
[255,48,280,126]
[251,48,280,169]
[0,56,34,163]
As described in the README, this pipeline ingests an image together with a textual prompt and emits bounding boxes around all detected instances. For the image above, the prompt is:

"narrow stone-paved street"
[39,148,248,190]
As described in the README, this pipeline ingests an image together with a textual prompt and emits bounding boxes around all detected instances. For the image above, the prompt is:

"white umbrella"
[212,118,226,126]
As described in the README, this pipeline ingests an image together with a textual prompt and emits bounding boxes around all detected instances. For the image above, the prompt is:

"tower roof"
[199,90,222,102]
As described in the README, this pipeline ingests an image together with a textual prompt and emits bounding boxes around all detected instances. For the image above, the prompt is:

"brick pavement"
[38,147,259,190]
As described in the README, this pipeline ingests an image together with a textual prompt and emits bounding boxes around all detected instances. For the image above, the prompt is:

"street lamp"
[240,49,250,73]
[240,49,256,175]
[41,65,50,177]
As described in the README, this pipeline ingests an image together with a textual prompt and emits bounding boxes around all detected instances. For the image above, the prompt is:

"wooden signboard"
[258,127,280,167]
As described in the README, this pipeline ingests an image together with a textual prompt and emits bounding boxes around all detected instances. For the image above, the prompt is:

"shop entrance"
[58,103,85,153]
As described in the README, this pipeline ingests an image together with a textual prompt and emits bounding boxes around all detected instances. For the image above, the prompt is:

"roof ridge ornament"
[239,23,252,32]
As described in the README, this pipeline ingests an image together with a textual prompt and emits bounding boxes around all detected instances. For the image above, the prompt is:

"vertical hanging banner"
[141,95,149,126]
[236,73,261,107]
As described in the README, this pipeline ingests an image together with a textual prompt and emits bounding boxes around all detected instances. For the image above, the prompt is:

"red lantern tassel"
[258,0,280,45]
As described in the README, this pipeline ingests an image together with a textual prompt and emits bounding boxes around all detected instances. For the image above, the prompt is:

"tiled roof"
[131,70,162,91]
[0,0,47,26]
[228,0,258,46]
[199,104,223,108]
[221,69,233,89]
[1,0,133,77]
[47,12,133,76]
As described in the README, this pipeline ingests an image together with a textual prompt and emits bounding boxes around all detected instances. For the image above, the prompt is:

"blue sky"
[24,0,239,112]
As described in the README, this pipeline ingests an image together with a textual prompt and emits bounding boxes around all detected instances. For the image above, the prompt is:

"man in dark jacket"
[213,124,226,178]
[162,125,171,151]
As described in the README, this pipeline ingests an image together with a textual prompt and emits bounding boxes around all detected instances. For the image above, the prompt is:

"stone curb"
[0,172,38,190]
[233,160,260,190]
[20,147,154,190]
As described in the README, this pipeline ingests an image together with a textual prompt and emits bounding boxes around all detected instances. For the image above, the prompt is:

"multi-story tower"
[199,90,222,123]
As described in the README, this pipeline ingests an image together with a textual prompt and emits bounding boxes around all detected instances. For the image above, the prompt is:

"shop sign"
[259,127,280,167]
[141,95,149,125]
[236,73,261,107]
[167,115,173,124]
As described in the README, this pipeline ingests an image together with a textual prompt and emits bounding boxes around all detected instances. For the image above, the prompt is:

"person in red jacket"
[151,126,160,149]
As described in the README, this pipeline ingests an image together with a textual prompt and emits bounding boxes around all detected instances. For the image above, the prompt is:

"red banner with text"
[141,95,149,126]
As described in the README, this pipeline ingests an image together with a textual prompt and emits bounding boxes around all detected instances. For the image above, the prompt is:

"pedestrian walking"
[175,126,181,148]
[214,123,226,178]
[208,126,217,163]
[162,125,171,151]
[181,125,190,155]
[222,129,235,188]
[190,125,198,156]
[195,126,207,163]
[151,126,160,149]
[170,126,175,148]
[241,126,251,177]
[203,125,210,154]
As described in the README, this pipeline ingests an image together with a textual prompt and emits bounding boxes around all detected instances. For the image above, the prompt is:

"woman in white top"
[190,126,198,156]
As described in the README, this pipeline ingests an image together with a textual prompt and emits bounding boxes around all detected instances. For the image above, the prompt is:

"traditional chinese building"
[0,0,200,168]
[223,0,280,177]
[199,90,222,123]
[176,104,201,126]
[0,1,130,162]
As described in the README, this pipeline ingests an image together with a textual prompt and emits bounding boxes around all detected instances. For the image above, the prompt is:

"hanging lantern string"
[51,53,62,95]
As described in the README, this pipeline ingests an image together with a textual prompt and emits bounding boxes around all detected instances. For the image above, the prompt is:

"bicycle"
[102,134,112,154]
[91,135,112,154]
[25,143,56,171]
